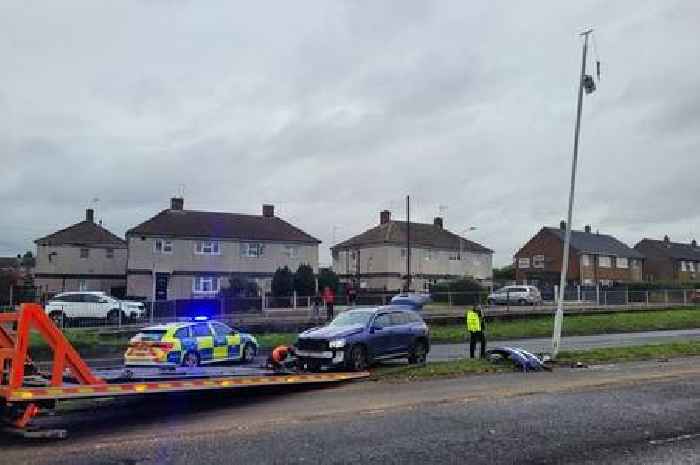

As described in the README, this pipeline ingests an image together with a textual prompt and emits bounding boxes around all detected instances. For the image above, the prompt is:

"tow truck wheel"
[347,345,367,372]
[182,351,200,367]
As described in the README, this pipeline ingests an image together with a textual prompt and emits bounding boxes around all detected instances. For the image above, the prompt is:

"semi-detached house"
[126,198,320,300]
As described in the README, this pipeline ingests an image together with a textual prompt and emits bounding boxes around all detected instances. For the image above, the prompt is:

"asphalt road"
[4,358,700,464]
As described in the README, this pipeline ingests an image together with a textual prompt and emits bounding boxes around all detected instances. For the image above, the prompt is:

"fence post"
[604,290,607,306]
[683,289,687,305]
[554,285,559,304]
[646,291,649,307]
[293,291,297,309]
[625,288,629,306]
[448,291,452,307]
[118,304,122,328]
[596,284,600,306]
[577,285,581,302]
[664,289,669,306]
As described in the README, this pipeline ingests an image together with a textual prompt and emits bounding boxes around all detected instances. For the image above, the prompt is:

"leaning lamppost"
[552,29,598,359]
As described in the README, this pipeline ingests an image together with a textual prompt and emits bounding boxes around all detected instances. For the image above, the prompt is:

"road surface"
[4,358,700,464]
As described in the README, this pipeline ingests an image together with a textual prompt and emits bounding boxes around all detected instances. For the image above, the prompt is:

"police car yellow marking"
[133,384,147,392]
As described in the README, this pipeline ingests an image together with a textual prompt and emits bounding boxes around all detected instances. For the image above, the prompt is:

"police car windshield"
[328,310,374,327]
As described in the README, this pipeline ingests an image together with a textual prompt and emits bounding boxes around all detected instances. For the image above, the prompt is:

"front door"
[155,273,169,301]
[368,313,393,358]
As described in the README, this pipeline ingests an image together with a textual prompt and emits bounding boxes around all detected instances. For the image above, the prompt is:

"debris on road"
[485,347,547,372]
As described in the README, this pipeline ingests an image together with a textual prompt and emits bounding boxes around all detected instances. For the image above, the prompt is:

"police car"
[124,319,258,367]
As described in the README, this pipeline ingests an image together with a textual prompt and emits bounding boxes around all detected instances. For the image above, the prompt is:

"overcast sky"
[1,1,699,266]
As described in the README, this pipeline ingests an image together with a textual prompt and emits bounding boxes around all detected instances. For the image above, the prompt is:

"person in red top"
[322,286,335,321]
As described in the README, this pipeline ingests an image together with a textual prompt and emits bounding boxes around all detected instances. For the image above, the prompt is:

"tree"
[271,266,294,297]
[293,263,316,297]
[493,265,515,281]
[317,268,339,294]
[429,277,485,305]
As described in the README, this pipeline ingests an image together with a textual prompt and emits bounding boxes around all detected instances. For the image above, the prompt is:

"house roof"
[126,209,321,244]
[0,257,19,269]
[35,221,126,247]
[635,238,700,261]
[332,221,492,253]
[544,227,644,259]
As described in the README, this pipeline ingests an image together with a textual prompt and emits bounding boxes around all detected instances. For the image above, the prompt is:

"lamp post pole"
[552,29,593,359]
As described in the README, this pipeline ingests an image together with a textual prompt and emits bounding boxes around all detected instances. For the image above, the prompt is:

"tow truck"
[0,303,369,438]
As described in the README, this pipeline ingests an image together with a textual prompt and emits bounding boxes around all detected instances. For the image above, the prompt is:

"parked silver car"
[487,286,542,306]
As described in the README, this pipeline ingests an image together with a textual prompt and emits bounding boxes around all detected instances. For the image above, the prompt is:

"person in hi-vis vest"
[465,305,487,359]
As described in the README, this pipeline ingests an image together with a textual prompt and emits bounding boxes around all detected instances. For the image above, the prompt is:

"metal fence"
[2,287,696,330]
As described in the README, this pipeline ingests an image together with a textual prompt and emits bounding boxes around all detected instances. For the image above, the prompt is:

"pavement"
[4,357,700,464]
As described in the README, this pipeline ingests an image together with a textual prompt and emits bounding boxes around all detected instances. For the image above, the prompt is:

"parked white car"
[45,291,146,327]
[487,286,542,306]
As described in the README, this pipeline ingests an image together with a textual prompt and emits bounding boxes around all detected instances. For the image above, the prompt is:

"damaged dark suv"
[294,306,430,371]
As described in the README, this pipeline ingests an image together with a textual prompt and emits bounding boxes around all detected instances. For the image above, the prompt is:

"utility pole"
[406,195,411,292]
[552,29,594,359]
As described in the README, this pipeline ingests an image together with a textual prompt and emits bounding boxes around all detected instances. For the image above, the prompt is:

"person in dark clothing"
[465,305,487,359]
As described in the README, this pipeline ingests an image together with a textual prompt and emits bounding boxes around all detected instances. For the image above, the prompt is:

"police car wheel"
[241,343,255,363]
[182,351,200,367]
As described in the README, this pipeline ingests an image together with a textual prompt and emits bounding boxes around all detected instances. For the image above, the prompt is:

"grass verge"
[372,340,700,382]
[430,307,700,343]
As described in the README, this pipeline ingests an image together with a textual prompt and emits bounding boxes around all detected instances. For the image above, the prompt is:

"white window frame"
[192,276,220,294]
[681,261,687,272]
[241,243,265,258]
[533,255,545,269]
[283,245,299,258]
[688,261,696,272]
[598,256,612,268]
[425,250,433,261]
[154,239,173,254]
[518,257,530,269]
[616,257,628,269]
[195,240,221,256]
[79,279,88,291]
[581,254,591,267]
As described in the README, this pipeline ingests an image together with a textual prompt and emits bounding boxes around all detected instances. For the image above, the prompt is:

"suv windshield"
[328,310,374,327]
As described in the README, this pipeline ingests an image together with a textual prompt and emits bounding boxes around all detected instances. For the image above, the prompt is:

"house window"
[400,249,406,259]
[598,256,611,268]
[518,258,530,269]
[106,248,114,259]
[688,261,696,272]
[283,245,299,258]
[681,261,687,272]
[154,239,173,254]
[80,248,89,259]
[425,250,433,261]
[630,259,641,269]
[616,257,628,269]
[195,240,220,255]
[241,243,264,258]
[79,279,88,291]
[193,276,219,293]
[581,254,591,267]
[533,255,545,269]
[600,279,613,287]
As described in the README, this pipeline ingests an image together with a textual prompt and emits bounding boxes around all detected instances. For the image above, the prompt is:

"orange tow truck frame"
[0,303,368,437]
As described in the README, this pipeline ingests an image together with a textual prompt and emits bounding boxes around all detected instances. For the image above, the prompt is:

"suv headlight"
[329,339,346,349]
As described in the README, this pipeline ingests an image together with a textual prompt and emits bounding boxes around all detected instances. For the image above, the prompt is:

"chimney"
[86,208,94,223]
[380,210,391,225]
[433,217,443,229]
[262,204,274,218]
[692,239,697,248]
[664,235,670,243]
[560,220,566,231]
[584,225,591,233]
[170,197,184,210]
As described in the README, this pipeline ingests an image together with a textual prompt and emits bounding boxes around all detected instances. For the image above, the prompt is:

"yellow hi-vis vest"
[466,310,481,332]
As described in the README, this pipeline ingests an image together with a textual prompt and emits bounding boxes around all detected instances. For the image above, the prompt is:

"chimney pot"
[86,208,94,223]
[380,210,391,225]
[262,204,274,217]
[664,235,670,243]
[560,220,567,231]
[692,239,697,248]
[170,197,184,210]
[584,225,591,233]
[433,217,443,229]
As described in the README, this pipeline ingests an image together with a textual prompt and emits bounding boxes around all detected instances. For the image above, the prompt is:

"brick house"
[34,209,127,297]
[514,222,644,287]
[331,210,493,291]
[634,236,700,283]
[126,198,320,300]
